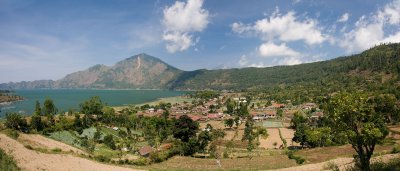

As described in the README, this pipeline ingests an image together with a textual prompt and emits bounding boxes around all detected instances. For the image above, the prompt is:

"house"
[188,115,202,121]
[207,113,223,120]
[139,145,154,157]
[302,103,318,110]
[159,143,173,151]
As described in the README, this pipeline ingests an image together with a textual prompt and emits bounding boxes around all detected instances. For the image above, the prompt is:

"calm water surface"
[0,89,186,117]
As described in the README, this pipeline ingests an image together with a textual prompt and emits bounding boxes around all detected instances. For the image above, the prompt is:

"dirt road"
[0,133,144,171]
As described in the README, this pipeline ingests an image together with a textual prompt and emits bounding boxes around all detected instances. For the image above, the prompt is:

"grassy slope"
[0,148,20,171]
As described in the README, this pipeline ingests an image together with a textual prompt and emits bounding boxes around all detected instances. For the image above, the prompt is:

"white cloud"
[341,23,384,52]
[278,57,302,66]
[232,11,326,45]
[259,42,300,58]
[162,32,193,53]
[337,13,349,22]
[238,55,248,66]
[340,0,400,52]
[162,0,209,53]
[378,0,400,25]
[379,31,400,43]
[248,62,266,68]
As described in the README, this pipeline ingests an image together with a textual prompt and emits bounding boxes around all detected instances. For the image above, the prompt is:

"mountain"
[171,43,400,90]
[56,53,183,89]
[1,43,400,91]
[0,53,183,89]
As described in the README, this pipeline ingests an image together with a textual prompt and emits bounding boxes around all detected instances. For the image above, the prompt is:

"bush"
[286,150,305,164]
[324,161,339,171]
[51,148,62,153]
[24,145,33,150]
[6,129,19,139]
[391,144,400,154]
[131,157,149,166]
[0,148,20,171]
[94,155,111,163]
[370,158,400,171]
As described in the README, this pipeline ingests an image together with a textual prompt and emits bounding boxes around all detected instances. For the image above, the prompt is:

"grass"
[94,144,121,158]
[296,144,395,164]
[48,130,80,146]
[0,148,20,171]
[81,127,97,139]
[142,154,297,170]
[256,120,284,128]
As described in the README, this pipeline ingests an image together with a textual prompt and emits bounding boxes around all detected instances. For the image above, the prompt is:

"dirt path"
[18,133,86,155]
[259,128,282,149]
[269,153,400,171]
[0,133,144,171]
[279,128,297,147]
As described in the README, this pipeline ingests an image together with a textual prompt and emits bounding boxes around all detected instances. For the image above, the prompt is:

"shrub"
[131,158,149,166]
[94,155,111,163]
[286,150,305,164]
[0,148,20,171]
[391,144,400,154]
[6,129,19,139]
[24,145,33,150]
[324,161,339,171]
[51,148,62,153]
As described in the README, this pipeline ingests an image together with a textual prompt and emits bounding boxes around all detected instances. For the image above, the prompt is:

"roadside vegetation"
[0,148,20,171]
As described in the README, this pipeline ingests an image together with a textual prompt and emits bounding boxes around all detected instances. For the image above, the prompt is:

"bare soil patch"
[18,133,86,155]
[0,133,143,171]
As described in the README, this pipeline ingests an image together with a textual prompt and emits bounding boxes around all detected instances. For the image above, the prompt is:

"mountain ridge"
[1,43,399,90]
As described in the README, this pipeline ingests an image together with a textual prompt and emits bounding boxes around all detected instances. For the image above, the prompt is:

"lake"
[0,89,187,117]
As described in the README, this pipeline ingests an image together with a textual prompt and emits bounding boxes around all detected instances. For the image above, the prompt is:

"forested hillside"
[1,43,399,98]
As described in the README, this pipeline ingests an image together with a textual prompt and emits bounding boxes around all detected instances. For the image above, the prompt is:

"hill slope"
[1,43,399,91]
[172,43,400,90]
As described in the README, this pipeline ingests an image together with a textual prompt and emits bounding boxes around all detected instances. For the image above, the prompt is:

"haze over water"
[0,89,186,117]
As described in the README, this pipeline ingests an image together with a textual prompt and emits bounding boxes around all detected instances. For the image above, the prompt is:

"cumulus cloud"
[238,55,248,66]
[232,11,326,45]
[162,0,209,53]
[278,57,302,65]
[337,13,349,22]
[340,0,400,52]
[259,42,300,57]
[377,0,400,25]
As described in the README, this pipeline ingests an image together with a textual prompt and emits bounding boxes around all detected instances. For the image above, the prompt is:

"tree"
[242,116,256,157]
[371,94,399,124]
[103,134,116,150]
[80,96,104,115]
[224,118,234,129]
[30,115,44,131]
[277,108,283,119]
[35,100,42,116]
[325,92,389,171]
[5,113,28,131]
[101,106,115,124]
[197,131,212,152]
[43,98,57,116]
[173,115,199,142]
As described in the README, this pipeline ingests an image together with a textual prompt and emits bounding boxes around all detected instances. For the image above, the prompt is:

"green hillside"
[1,43,399,99]
[174,43,400,91]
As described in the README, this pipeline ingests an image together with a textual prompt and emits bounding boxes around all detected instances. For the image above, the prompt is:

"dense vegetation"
[175,43,400,91]
[2,44,399,95]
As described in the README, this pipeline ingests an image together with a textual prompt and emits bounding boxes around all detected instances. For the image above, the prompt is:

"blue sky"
[1,0,400,83]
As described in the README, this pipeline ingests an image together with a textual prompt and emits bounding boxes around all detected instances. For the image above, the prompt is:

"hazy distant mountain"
[0,54,183,89]
[55,53,183,89]
[1,43,399,90]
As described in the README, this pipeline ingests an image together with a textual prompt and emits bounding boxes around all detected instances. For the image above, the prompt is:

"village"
[124,91,325,158]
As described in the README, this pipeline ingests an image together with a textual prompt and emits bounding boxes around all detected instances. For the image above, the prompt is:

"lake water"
[0,89,187,117]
